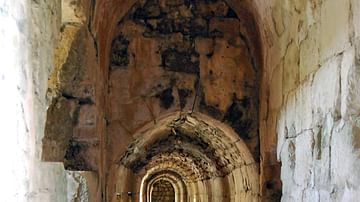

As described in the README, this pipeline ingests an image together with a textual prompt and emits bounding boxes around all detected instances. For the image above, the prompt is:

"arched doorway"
[150,179,175,202]
[141,171,187,202]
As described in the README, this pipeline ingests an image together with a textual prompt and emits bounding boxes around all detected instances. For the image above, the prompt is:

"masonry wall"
[0,0,91,201]
[255,0,360,200]
[2,0,360,201]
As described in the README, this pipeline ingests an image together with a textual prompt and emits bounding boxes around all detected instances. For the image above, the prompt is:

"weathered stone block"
[43,97,77,162]
[62,0,85,23]
[161,48,200,74]
[320,0,350,61]
[331,120,360,188]
[299,24,320,81]
[58,27,87,96]
[311,56,340,115]
[340,48,360,119]
[353,0,360,39]
[295,81,313,132]
[280,140,295,197]
[282,41,299,95]
[294,131,314,186]
[313,114,333,187]
[283,90,296,133]
[276,109,286,161]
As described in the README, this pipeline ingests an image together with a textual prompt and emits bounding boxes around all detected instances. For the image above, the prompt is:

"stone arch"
[141,171,187,202]
[42,0,279,201]
[101,1,266,199]
[115,112,259,201]
[91,0,263,72]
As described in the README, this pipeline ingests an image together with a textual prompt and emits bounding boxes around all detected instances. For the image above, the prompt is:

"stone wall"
[0,0,67,201]
[104,1,261,201]
[0,0,95,201]
[254,0,360,200]
[2,0,360,201]
[106,0,259,165]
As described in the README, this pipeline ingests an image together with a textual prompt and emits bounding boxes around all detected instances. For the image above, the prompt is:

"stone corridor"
[1,0,360,201]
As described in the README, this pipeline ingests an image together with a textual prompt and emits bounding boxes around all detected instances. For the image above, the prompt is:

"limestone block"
[299,24,320,81]
[294,130,314,186]
[340,187,360,202]
[200,38,253,112]
[313,114,332,187]
[353,0,360,38]
[280,140,295,196]
[284,90,296,134]
[302,188,320,202]
[318,190,331,201]
[43,97,77,161]
[51,25,81,90]
[340,48,360,119]
[57,27,97,100]
[311,56,340,115]
[331,120,360,188]
[277,109,286,161]
[282,186,303,202]
[295,81,313,132]
[303,0,316,29]
[320,0,350,61]
[283,41,299,94]
[261,114,277,163]
[62,0,85,23]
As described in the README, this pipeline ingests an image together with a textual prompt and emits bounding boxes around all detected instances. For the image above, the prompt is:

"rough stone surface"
[263,0,360,200]
[114,113,259,202]
[3,0,360,201]
[104,2,260,200]
[107,0,259,167]
[0,0,99,201]
[43,13,99,171]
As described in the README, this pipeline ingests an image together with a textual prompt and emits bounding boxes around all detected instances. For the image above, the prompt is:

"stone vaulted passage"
[105,1,261,201]
[116,113,259,201]
[41,0,263,201]
[4,0,360,201]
